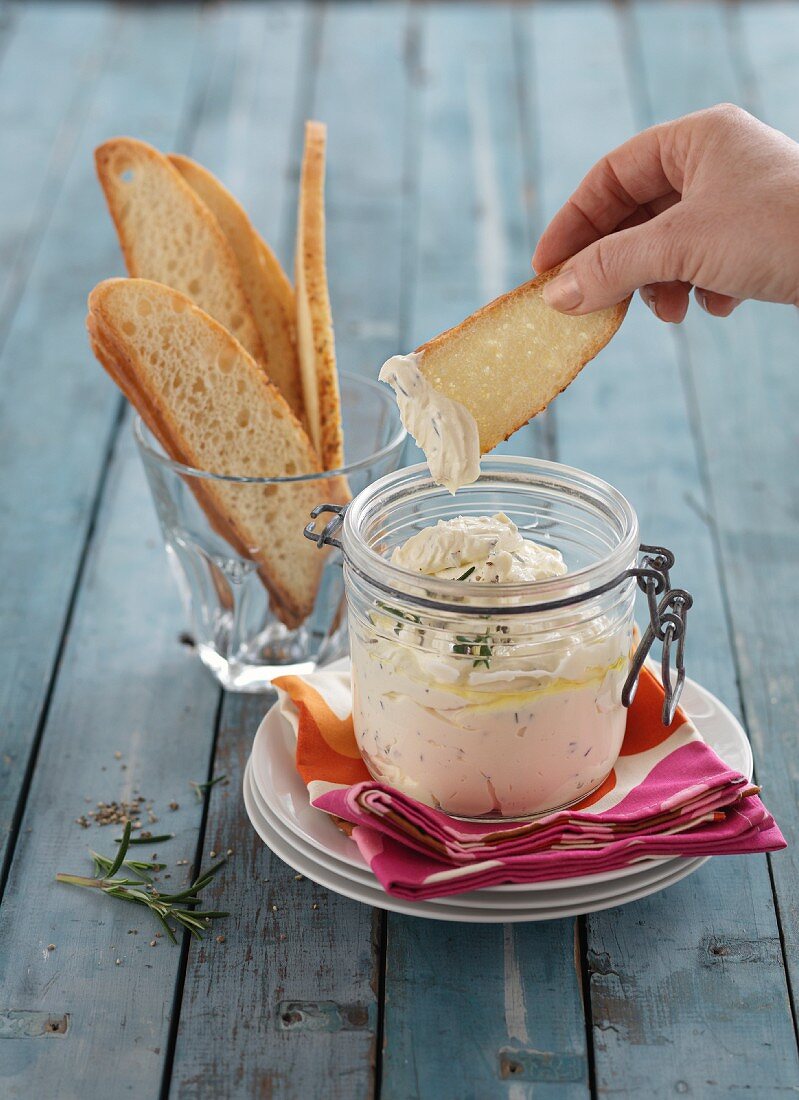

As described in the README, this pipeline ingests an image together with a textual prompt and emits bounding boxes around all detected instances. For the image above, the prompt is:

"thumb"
[541,211,695,314]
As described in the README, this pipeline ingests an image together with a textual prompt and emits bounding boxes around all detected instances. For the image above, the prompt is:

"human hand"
[533,103,799,321]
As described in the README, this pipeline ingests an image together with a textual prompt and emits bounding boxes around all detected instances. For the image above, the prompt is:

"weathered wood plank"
[169,4,406,1096]
[4,4,797,1099]
[386,919,589,1099]
[171,696,380,1100]
[405,0,545,462]
[740,0,799,131]
[733,1,799,984]
[524,0,799,1091]
[316,1,411,378]
[0,425,219,1098]
[180,0,309,270]
[380,8,589,1099]
[634,0,799,1019]
[0,5,201,880]
[0,7,231,1098]
[0,2,15,60]
[0,3,113,341]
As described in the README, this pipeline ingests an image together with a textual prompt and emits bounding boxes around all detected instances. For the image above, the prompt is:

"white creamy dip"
[378,354,481,493]
[392,512,568,584]
[351,513,631,819]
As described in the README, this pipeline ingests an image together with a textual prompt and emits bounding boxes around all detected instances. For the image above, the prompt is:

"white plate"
[243,761,708,922]
[246,757,706,910]
[251,668,751,894]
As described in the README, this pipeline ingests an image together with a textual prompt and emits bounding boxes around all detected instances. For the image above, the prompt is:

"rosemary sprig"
[456,566,476,581]
[91,849,166,883]
[190,774,228,802]
[114,832,174,845]
[57,822,227,943]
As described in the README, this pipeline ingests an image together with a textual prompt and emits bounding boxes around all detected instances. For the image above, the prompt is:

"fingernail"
[542,270,582,311]
[695,288,709,313]
[711,295,741,317]
[640,286,661,320]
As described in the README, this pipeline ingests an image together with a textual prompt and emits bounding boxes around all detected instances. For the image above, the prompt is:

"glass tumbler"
[135,372,406,691]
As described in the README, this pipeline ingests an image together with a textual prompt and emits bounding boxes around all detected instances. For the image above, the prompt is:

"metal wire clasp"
[622,544,693,726]
[303,513,690,726]
[304,502,349,551]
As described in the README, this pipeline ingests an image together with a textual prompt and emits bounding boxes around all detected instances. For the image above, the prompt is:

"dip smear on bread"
[380,265,629,492]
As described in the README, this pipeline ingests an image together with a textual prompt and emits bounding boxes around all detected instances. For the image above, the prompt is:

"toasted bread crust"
[416,264,631,453]
[87,278,331,626]
[295,121,344,471]
[256,236,296,325]
[95,137,269,370]
[168,153,307,427]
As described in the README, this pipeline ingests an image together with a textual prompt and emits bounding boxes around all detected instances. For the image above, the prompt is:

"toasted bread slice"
[90,313,254,565]
[87,278,339,627]
[295,121,344,471]
[91,318,258,615]
[168,153,306,425]
[95,137,268,369]
[415,265,630,453]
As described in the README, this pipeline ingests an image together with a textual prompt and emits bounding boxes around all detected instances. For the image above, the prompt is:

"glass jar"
[335,456,641,821]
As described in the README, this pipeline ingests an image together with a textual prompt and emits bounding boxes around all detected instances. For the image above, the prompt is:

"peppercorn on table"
[1,1,798,1096]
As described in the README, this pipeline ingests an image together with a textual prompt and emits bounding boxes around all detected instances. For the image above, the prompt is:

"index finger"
[533,121,683,272]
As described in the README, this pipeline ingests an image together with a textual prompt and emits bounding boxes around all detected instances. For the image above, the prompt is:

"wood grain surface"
[0,2,797,1098]
[527,3,799,1093]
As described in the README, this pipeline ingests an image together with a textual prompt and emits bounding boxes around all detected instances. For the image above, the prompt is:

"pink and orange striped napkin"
[272,667,784,900]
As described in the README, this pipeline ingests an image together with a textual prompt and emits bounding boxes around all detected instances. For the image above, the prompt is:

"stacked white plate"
[243,669,752,922]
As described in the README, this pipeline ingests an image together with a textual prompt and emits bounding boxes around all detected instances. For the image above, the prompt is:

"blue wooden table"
[1,1,798,1095]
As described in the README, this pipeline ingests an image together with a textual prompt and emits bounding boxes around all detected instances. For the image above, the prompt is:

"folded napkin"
[272,667,784,900]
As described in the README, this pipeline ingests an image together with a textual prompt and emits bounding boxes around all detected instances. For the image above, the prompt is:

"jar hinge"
[304,503,349,551]
[621,544,693,726]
